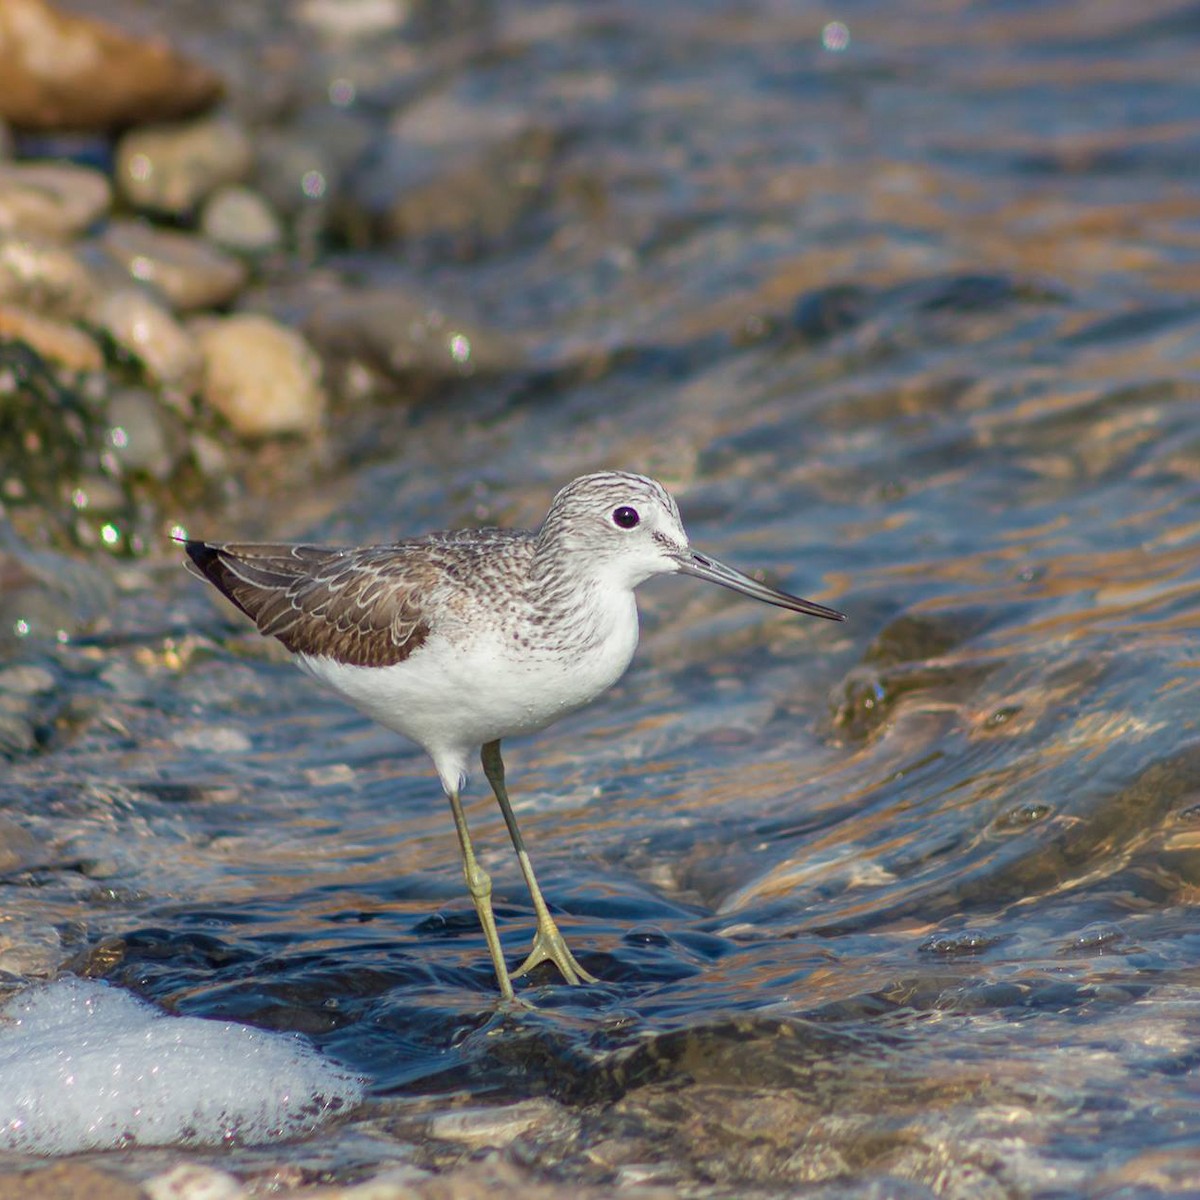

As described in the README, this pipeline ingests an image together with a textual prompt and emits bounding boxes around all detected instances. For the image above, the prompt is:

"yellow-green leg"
[481,740,598,985]
[446,785,516,1001]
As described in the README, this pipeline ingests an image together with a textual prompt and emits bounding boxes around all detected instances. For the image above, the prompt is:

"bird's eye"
[612,505,640,529]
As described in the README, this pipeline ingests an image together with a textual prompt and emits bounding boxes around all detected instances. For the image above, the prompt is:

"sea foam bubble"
[0,977,363,1155]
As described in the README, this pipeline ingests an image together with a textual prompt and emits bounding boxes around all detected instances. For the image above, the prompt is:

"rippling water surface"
[7,0,1200,1195]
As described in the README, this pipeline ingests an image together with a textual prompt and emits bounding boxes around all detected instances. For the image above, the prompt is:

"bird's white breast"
[297,585,640,762]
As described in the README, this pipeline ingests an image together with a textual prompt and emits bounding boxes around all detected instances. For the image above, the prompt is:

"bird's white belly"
[297,606,639,758]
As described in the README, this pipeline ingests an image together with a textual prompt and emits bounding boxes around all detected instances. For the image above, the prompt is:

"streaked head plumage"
[535,471,690,586]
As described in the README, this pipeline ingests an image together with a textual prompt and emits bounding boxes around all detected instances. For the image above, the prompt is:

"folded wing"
[184,541,430,667]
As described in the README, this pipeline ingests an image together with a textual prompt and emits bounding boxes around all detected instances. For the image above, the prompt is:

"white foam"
[0,977,363,1155]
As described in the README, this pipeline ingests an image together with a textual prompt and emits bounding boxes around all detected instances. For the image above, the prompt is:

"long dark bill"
[676,550,846,621]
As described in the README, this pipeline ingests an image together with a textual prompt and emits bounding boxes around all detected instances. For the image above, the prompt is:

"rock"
[101,221,247,312]
[170,724,253,754]
[0,339,147,555]
[0,0,223,132]
[0,664,56,695]
[196,313,325,437]
[0,1163,141,1200]
[89,287,201,391]
[426,1099,561,1148]
[0,163,111,239]
[143,1164,247,1200]
[0,907,61,976]
[0,305,102,371]
[301,284,517,383]
[295,0,410,39]
[0,234,99,317]
[250,132,339,256]
[106,388,181,479]
[251,110,372,252]
[355,89,556,248]
[0,522,117,631]
[199,185,284,255]
[116,116,254,216]
[0,700,38,757]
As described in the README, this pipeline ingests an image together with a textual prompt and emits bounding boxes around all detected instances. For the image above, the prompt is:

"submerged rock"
[299,283,519,388]
[354,88,557,250]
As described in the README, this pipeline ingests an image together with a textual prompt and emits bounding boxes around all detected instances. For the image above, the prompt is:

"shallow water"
[6,0,1200,1194]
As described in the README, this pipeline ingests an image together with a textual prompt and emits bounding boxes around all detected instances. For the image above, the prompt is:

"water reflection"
[5,0,1200,1192]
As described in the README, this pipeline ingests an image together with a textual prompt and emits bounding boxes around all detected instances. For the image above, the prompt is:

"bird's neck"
[528,542,639,631]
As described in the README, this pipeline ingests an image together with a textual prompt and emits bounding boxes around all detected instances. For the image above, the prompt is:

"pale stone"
[102,221,247,312]
[0,233,99,317]
[197,313,326,437]
[0,304,102,371]
[117,117,254,215]
[200,184,284,254]
[90,287,201,390]
[143,1164,247,1200]
[0,162,111,239]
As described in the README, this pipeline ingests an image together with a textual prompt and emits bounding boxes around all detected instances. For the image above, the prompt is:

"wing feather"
[184,541,432,667]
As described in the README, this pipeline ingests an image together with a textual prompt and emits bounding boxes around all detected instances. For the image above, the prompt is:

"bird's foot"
[511,919,598,985]
[494,992,536,1014]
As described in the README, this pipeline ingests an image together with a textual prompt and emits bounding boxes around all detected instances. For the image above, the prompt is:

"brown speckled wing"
[184,541,431,667]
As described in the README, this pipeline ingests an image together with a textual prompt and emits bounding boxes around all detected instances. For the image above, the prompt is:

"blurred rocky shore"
[0,0,539,652]
[0,7,557,1189]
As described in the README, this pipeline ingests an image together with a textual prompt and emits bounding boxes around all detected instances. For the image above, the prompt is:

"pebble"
[361,90,553,245]
[117,117,254,216]
[102,221,247,312]
[98,660,153,702]
[106,388,181,479]
[250,112,371,252]
[304,284,514,381]
[170,725,253,754]
[0,0,222,132]
[426,1100,560,1148]
[0,909,61,976]
[0,163,111,239]
[0,1165,138,1200]
[0,304,103,371]
[195,313,326,437]
[296,0,409,38]
[252,128,339,221]
[188,430,232,479]
[90,287,202,392]
[0,233,99,317]
[0,551,112,641]
[143,1164,248,1200]
[287,1169,425,1200]
[0,663,56,694]
[0,700,37,757]
[68,474,126,516]
[200,185,284,255]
